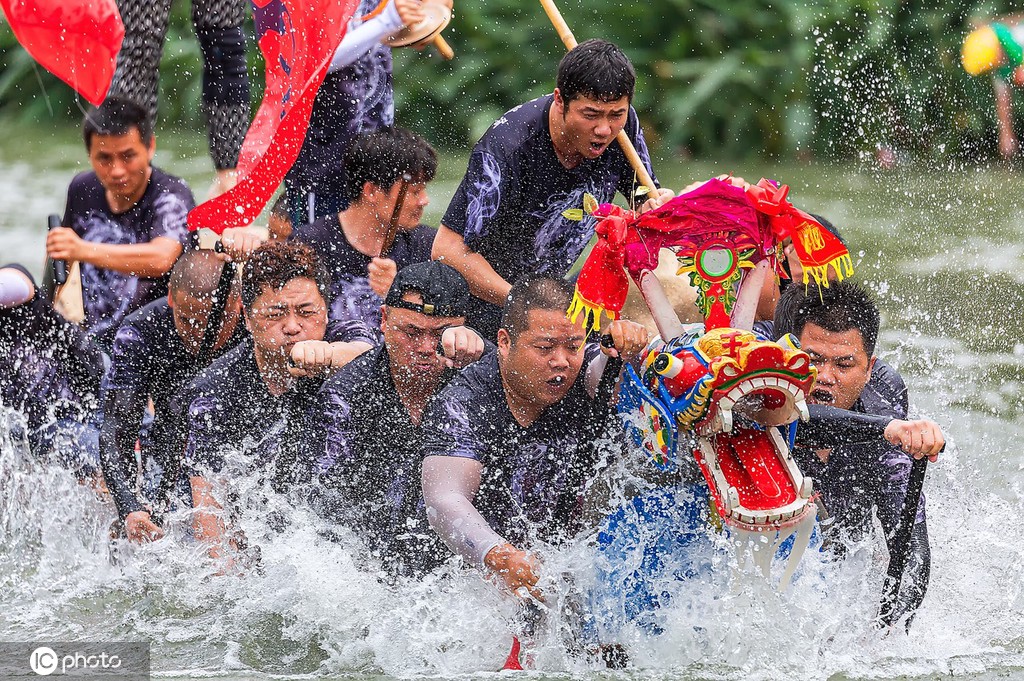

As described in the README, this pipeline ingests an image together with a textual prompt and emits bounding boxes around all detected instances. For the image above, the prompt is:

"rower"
[0,264,105,480]
[420,275,648,596]
[99,249,247,543]
[290,127,438,327]
[312,261,487,576]
[46,97,196,352]
[773,280,942,629]
[182,241,376,565]
[287,0,452,224]
[432,39,674,340]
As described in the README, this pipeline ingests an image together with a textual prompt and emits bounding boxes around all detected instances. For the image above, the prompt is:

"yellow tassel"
[567,290,617,334]
[802,254,854,288]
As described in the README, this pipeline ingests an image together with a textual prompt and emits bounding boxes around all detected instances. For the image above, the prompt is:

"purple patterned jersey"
[442,94,656,334]
[418,346,613,547]
[62,167,195,349]
[290,217,434,327]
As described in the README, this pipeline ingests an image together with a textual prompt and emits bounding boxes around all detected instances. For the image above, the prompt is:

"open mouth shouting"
[545,374,569,394]
[809,388,835,405]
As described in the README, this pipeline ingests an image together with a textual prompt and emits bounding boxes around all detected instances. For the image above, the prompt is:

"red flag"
[187,0,358,233]
[0,0,124,105]
[745,179,853,286]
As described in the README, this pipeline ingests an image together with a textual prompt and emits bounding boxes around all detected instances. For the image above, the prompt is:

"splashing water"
[4,334,1024,681]
[4,125,1024,677]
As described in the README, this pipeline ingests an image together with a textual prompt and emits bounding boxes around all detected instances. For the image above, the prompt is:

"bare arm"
[190,475,229,558]
[995,79,1018,159]
[432,224,511,307]
[288,340,373,377]
[46,229,183,278]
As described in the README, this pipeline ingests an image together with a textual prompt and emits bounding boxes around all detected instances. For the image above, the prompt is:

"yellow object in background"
[962,25,1004,76]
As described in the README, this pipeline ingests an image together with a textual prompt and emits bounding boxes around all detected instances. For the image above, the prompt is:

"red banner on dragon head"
[187,0,358,233]
[569,178,853,332]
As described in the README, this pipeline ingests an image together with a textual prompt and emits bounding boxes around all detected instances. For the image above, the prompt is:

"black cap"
[384,261,470,317]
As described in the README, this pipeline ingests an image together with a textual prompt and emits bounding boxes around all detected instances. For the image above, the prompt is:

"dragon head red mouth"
[623,327,818,533]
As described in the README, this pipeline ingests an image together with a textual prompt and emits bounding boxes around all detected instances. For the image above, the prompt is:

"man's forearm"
[190,475,227,554]
[99,391,147,520]
[77,238,183,278]
[432,224,511,306]
[327,341,373,368]
[421,455,504,566]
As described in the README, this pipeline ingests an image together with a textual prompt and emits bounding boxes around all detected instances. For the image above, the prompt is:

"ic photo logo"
[29,646,123,676]
[29,647,58,676]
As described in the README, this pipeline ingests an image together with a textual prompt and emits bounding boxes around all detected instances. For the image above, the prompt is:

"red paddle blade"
[501,636,523,671]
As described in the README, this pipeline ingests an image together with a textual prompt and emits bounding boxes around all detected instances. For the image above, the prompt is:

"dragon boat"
[567,177,854,633]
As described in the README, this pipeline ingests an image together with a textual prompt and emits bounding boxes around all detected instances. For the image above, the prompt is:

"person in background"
[963,18,1024,160]
[286,0,450,224]
[267,193,292,241]
[290,126,437,327]
[47,97,196,352]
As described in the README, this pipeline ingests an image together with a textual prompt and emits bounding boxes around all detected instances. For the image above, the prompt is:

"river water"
[1,122,1023,679]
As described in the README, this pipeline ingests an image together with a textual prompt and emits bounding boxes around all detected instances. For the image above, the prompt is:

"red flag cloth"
[745,178,853,285]
[0,0,124,105]
[187,0,358,233]
[567,204,632,333]
[570,180,772,327]
[568,178,854,329]
[626,179,773,277]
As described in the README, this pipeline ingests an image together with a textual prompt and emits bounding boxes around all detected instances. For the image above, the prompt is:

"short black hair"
[556,39,635,105]
[343,127,438,204]
[241,241,329,310]
[774,281,880,356]
[500,274,575,342]
[82,97,153,150]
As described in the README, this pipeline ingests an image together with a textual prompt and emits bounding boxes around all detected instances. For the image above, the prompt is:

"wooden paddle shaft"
[878,456,928,628]
[538,0,656,191]
[381,174,413,257]
[433,34,454,60]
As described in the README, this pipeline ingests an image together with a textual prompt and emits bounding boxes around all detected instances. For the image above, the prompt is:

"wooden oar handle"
[538,0,656,192]
[539,0,578,49]
[381,173,413,257]
[617,131,656,191]
[433,34,454,60]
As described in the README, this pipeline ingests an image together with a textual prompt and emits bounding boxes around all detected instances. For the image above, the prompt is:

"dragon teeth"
[796,398,809,422]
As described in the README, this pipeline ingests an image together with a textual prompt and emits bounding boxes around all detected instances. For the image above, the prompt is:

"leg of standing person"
[192,0,252,196]
[108,0,175,127]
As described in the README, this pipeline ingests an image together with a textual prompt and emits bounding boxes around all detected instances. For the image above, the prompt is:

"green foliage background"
[0,0,1016,160]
